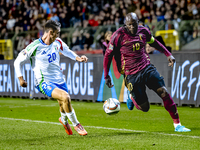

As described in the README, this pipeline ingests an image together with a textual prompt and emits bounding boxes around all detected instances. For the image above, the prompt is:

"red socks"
[162,94,180,124]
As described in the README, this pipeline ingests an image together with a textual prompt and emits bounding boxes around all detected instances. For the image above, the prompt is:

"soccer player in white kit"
[14,20,88,136]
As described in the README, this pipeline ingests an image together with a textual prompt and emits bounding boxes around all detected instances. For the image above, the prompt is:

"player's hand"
[80,55,88,62]
[18,76,27,87]
[167,55,175,67]
[105,75,114,88]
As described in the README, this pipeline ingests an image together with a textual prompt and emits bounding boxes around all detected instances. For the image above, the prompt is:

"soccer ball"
[103,98,120,115]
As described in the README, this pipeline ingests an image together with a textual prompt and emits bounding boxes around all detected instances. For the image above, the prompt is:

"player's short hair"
[44,20,61,32]
[125,12,139,25]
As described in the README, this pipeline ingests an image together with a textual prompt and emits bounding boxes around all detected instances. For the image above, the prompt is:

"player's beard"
[130,25,138,35]
[126,24,138,35]
[50,37,56,44]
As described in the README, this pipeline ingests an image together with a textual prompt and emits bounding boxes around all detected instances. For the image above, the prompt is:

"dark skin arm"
[105,76,114,88]
[167,55,175,67]
[149,38,175,67]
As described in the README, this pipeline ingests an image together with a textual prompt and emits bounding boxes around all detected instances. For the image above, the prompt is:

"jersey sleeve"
[56,38,78,61]
[103,31,121,78]
[143,27,152,43]
[14,41,38,77]
[143,27,171,57]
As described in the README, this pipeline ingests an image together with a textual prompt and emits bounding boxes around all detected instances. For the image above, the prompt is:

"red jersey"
[103,25,171,78]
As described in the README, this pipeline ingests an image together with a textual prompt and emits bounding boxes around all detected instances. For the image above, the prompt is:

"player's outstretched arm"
[76,55,88,62]
[148,37,171,57]
[151,40,176,67]
[148,36,175,67]
[167,55,175,67]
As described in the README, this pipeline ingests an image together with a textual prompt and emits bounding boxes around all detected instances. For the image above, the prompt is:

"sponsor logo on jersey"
[109,44,113,50]
[41,51,46,55]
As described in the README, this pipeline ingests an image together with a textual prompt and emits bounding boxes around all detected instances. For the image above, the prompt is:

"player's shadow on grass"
[187,127,199,131]
[84,132,142,138]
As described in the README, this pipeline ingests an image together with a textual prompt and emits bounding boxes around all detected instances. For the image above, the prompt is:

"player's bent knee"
[139,101,150,112]
[62,95,71,104]
[157,87,168,98]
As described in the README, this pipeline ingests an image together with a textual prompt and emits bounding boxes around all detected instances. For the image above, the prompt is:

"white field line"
[0,117,199,139]
[0,104,58,108]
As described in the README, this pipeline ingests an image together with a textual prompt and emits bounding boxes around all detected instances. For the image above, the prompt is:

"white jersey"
[14,37,78,85]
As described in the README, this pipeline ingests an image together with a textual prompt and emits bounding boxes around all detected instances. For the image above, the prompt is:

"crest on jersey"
[22,50,27,56]
[55,47,59,51]
[109,44,113,50]
[47,86,52,90]
[139,34,143,40]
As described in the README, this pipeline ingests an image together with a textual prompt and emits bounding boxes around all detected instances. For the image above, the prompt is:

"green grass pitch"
[0,98,199,150]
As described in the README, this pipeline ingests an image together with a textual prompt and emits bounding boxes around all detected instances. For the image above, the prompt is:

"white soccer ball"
[103,98,120,115]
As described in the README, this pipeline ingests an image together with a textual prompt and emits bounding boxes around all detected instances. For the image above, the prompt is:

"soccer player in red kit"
[103,12,191,132]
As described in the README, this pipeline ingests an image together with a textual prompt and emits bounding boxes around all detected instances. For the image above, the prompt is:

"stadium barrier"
[0,40,13,60]
[0,53,200,107]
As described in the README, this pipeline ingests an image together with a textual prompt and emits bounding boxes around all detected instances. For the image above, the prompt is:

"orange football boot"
[74,123,87,136]
[59,117,73,135]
